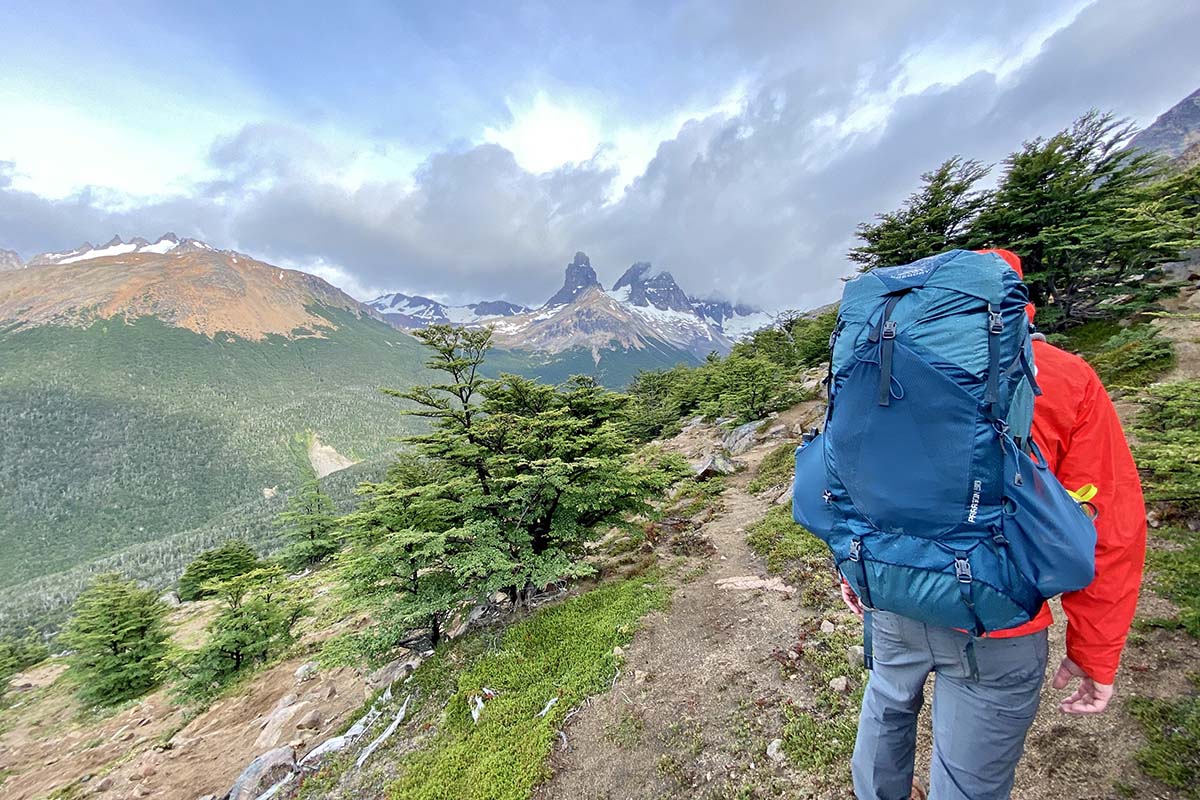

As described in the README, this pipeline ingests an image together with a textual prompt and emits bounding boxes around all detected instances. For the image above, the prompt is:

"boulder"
[158,591,180,606]
[226,746,296,800]
[828,675,852,694]
[254,700,309,749]
[766,738,786,764]
[694,452,737,479]
[724,419,767,455]
[366,654,420,689]
[819,620,836,634]
[765,423,788,438]
[294,662,318,682]
[775,486,792,505]
[296,709,323,730]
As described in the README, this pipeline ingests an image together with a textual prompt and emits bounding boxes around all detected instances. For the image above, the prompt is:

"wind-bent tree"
[970,112,1184,329]
[852,112,1200,331]
[850,157,992,270]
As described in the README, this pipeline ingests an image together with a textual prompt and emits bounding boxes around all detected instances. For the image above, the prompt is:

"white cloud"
[482,92,603,174]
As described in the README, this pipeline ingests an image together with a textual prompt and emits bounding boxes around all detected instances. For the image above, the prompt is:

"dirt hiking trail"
[537,412,1193,800]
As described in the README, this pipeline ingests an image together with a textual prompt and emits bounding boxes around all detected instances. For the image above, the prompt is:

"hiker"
[838,250,1147,799]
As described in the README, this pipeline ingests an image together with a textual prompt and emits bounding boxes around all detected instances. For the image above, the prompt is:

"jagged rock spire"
[543,251,603,308]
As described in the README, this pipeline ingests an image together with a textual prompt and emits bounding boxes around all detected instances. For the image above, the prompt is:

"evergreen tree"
[60,574,169,706]
[850,157,991,270]
[330,325,684,660]
[276,480,340,569]
[718,352,784,421]
[176,567,308,699]
[178,539,262,601]
[969,111,1185,330]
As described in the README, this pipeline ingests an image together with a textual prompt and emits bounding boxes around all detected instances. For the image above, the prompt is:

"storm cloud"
[1,0,1197,310]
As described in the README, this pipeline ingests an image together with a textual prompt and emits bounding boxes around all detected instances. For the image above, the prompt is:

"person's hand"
[840,581,864,619]
[1052,657,1114,714]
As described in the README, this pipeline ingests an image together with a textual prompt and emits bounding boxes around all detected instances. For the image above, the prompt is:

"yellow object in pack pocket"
[1068,484,1099,520]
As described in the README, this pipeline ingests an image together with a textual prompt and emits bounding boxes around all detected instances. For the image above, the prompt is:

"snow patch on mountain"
[59,240,139,264]
[27,233,210,266]
[366,292,532,329]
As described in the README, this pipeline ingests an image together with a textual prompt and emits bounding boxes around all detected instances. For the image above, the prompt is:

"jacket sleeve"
[1054,370,1147,684]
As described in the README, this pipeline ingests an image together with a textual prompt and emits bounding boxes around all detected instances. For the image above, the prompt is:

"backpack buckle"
[988,311,1004,335]
[828,329,838,349]
[821,488,833,504]
[849,539,862,562]
[954,556,973,583]
[881,321,897,339]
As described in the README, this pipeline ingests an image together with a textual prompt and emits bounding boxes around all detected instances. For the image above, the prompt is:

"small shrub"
[1134,381,1200,516]
[1128,680,1200,797]
[174,568,309,701]
[1088,324,1176,386]
[61,574,169,706]
[0,632,49,697]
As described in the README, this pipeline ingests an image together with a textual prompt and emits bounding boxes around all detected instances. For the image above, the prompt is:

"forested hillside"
[0,306,430,589]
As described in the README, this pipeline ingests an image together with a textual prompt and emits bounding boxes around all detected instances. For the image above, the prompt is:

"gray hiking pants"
[852,610,1049,800]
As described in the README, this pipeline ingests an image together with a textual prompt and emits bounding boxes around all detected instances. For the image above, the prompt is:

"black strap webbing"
[983,305,1004,419]
[863,609,874,670]
[876,294,903,407]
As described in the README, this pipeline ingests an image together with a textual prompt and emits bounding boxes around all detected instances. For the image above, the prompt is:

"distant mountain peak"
[0,248,23,272]
[544,251,603,307]
[611,261,692,312]
[1129,86,1200,160]
[25,233,212,267]
[370,249,773,357]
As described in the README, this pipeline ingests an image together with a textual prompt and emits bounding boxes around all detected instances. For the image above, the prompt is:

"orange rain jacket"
[976,250,1147,684]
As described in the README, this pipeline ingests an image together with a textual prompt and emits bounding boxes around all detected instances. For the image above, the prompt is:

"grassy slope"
[0,308,429,588]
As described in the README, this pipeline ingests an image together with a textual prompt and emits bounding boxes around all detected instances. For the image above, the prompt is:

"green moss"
[746,505,835,607]
[1143,529,1200,637]
[1129,679,1200,797]
[747,442,798,494]
[386,573,670,800]
[1048,319,1123,355]
[780,627,865,775]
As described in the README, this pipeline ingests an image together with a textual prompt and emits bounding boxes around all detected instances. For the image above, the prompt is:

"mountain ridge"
[370,251,774,360]
[1,234,379,341]
[1129,86,1200,160]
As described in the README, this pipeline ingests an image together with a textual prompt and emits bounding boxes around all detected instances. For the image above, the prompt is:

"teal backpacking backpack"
[792,250,1096,644]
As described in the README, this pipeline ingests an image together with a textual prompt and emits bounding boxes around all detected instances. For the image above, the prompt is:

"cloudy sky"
[1,1,1196,310]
